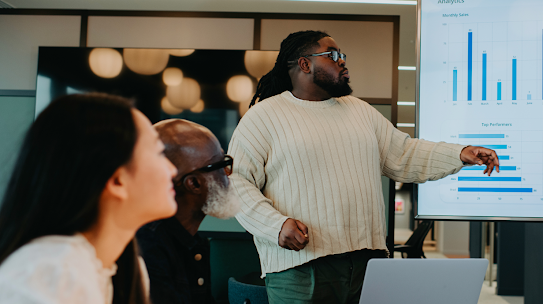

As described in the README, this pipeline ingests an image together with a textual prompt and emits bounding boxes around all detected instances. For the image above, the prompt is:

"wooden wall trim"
[253,17,261,50]
[79,12,88,47]
[0,9,398,23]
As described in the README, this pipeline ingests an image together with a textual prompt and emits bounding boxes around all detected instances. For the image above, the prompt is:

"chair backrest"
[228,277,269,304]
[404,220,433,249]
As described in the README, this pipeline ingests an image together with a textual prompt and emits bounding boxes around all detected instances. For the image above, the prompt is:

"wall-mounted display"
[417,0,543,221]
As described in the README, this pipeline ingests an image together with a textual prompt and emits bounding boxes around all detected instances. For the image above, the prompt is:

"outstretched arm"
[369,105,480,182]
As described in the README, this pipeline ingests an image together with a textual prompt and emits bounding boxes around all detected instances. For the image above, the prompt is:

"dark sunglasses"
[304,50,347,62]
[176,155,233,187]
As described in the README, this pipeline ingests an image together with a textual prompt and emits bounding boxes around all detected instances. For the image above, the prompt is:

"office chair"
[228,272,268,304]
[394,221,434,258]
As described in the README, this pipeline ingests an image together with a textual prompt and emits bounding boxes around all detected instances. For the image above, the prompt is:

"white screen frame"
[414,0,543,222]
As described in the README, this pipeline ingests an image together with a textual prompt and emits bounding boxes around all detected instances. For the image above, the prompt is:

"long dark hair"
[250,30,330,107]
[0,93,147,304]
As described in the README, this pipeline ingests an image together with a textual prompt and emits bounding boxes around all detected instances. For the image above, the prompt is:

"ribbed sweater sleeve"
[365,100,465,182]
[228,117,289,245]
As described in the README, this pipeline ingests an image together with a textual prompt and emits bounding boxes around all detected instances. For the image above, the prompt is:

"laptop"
[359,258,488,304]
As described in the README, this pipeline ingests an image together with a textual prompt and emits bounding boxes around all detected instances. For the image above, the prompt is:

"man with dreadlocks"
[228,30,499,303]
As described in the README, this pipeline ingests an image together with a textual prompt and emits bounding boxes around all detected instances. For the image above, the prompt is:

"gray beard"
[201,175,241,219]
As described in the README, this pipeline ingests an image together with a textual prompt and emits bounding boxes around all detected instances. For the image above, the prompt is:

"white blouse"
[0,234,147,304]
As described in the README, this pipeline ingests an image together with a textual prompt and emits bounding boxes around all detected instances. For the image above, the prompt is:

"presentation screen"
[417,0,543,220]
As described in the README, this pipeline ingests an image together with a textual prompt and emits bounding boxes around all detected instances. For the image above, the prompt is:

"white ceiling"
[3,0,415,13]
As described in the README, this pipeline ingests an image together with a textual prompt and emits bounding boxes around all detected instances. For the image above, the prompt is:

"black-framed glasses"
[304,50,346,62]
[176,155,233,187]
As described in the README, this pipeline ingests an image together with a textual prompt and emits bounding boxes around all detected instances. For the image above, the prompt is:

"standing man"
[137,119,240,304]
[227,30,499,303]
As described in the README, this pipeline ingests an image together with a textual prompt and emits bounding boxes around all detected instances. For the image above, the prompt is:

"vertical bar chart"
[512,58,517,100]
[482,52,487,100]
[449,25,543,103]
[468,31,473,101]
[453,69,458,101]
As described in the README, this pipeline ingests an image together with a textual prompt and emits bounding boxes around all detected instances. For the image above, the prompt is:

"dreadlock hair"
[249,30,330,107]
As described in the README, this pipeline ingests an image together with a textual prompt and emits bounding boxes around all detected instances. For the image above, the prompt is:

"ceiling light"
[397,123,415,127]
[89,48,123,79]
[296,0,416,4]
[166,77,201,109]
[227,75,254,103]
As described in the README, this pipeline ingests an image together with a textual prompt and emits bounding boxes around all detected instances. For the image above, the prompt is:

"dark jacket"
[137,217,215,304]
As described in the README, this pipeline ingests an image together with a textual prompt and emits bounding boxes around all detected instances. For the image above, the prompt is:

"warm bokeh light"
[162,67,183,86]
[226,75,254,103]
[88,48,123,78]
[166,77,201,109]
[244,50,279,79]
[167,49,195,57]
[123,49,169,75]
[190,99,205,113]
[238,98,255,117]
[161,97,184,115]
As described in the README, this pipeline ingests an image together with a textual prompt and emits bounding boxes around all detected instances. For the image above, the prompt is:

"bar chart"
[438,127,543,203]
[419,0,543,218]
[445,22,543,103]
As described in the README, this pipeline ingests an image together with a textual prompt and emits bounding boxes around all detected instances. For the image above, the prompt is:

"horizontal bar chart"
[458,187,532,193]
[462,166,516,170]
[459,134,505,139]
[481,145,508,149]
[498,155,509,160]
[458,177,521,182]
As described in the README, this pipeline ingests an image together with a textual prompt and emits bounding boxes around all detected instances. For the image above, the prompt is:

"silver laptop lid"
[360,258,488,304]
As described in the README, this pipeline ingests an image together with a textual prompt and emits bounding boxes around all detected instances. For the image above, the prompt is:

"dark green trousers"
[265,249,387,304]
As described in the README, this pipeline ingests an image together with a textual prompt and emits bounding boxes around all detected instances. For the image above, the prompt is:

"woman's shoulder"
[1,234,93,268]
[0,234,105,303]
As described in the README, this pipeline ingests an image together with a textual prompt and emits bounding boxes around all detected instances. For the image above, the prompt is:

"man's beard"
[313,66,353,98]
[201,175,241,219]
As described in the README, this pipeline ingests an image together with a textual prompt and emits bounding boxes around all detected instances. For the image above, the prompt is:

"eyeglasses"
[304,50,346,63]
[176,155,233,187]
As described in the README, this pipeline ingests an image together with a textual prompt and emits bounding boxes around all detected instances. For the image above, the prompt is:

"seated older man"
[136,119,240,304]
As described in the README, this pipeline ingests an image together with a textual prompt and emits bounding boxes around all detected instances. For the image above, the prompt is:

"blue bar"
[482,53,487,100]
[463,166,516,171]
[468,32,473,101]
[512,58,517,100]
[459,134,504,138]
[497,82,502,100]
[528,94,532,100]
[458,177,521,182]
[481,145,507,149]
[498,155,510,160]
[459,187,532,193]
[453,69,458,101]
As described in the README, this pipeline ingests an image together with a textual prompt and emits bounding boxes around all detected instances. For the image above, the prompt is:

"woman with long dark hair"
[0,93,178,304]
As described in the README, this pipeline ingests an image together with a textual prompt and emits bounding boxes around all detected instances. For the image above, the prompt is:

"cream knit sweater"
[228,91,465,277]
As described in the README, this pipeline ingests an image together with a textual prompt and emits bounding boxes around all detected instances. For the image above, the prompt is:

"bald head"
[154,119,222,176]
